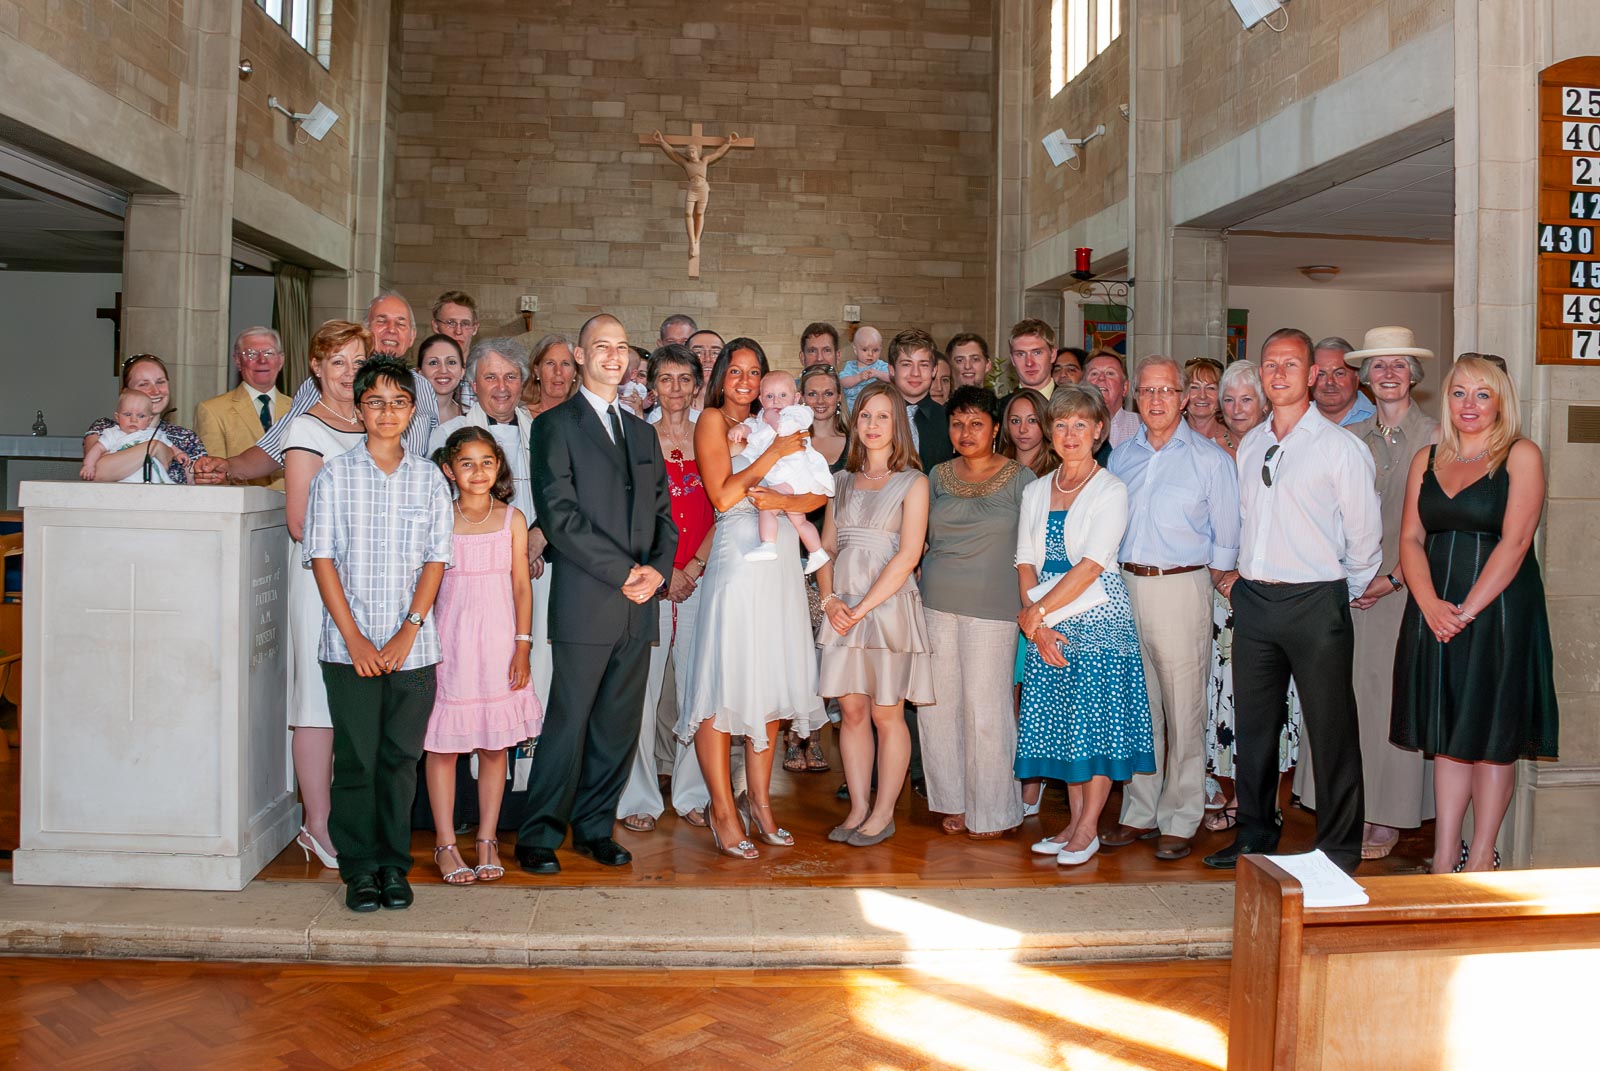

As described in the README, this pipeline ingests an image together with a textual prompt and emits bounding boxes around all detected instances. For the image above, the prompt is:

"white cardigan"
[1015,467,1129,575]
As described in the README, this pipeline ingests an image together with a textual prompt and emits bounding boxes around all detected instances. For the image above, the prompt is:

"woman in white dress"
[680,339,829,859]
[283,320,371,869]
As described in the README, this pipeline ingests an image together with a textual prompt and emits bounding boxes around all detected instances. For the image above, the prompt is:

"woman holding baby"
[81,354,208,484]
[678,339,830,860]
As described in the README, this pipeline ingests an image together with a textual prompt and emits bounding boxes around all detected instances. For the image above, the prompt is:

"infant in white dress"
[80,389,186,484]
[727,370,835,573]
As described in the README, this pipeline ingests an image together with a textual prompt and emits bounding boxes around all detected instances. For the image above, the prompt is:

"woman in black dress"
[1391,356,1558,873]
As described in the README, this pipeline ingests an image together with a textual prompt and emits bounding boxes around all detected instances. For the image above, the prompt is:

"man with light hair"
[1008,319,1056,397]
[657,313,698,349]
[194,327,292,489]
[193,291,440,484]
[1103,355,1240,862]
[1312,336,1375,427]
[430,290,480,354]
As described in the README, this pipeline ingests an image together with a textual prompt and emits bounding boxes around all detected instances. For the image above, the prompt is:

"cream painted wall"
[1226,284,1453,413]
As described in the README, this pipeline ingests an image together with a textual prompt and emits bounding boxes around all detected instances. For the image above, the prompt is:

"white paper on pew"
[1263,849,1370,907]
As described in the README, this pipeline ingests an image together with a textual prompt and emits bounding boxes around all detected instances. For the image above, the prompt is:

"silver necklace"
[858,468,890,481]
[1455,449,1489,464]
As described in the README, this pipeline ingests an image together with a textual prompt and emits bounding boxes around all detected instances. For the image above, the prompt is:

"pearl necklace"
[858,469,890,481]
[1053,463,1097,495]
[456,500,495,527]
[318,400,359,426]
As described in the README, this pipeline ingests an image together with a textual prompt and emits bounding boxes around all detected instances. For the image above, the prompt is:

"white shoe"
[1021,795,1042,817]
[745,542,779,562]
[297,825,338,868]
[803,549,830,575]
[1057,836,1100,866]
[1031,837,1067,856]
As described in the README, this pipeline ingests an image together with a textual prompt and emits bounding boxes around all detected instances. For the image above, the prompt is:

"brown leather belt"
[1121,562,1206,577]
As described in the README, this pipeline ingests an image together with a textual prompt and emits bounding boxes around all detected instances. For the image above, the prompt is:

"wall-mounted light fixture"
[1042,125,1107,171]
[1229,0,1290,32]
[267,96,340,142]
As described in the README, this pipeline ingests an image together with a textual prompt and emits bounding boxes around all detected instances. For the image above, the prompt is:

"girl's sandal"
[1203,804,1238,833]
[433,844,476,885]
[474,839,505,882]
[782,736,807,773]
[805,738,830,772]
[940,815,968,835]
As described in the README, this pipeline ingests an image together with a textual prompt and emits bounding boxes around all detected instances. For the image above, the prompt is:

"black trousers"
[517,625,652,849]
[321,662,437,882]
[1232,578,1364,869]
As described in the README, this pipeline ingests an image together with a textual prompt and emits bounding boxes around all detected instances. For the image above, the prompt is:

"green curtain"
[272,263,312,394]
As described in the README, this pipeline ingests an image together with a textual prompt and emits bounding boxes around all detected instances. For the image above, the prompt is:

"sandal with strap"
[1203,803,1239,833]
[782,739,807,773]
[473,839,505,882]
[620,813,657,833]
[433,844,476,885]
[940,814,968,836]
[805,738,830,772]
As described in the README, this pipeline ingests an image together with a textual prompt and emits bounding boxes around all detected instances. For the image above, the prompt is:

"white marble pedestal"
[13,482,298,890]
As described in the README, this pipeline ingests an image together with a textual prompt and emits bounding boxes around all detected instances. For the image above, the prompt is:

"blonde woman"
[1391,356,1558,873]
[520,334,578,419]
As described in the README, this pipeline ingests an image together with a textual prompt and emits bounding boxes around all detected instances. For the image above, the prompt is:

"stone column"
[992,0,1027,336]
[121,1,242,424]
[1457,0,1600,867]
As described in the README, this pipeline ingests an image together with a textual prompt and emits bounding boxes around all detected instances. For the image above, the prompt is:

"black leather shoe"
[345,874,382,913]
[377,867,413,909]
[516,845,561,874]
[1202,835,1280,870]
[572,837,632,867]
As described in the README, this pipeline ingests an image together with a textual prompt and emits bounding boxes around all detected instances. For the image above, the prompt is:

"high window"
[254,0,332,68]
[1051,0,1122,96]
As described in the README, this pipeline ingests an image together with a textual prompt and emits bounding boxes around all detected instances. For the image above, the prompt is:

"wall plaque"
[1540,58,1600,364]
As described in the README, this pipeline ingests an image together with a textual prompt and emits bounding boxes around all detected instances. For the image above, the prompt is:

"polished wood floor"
[250,730,1434,889]
[0,955,1232,1070]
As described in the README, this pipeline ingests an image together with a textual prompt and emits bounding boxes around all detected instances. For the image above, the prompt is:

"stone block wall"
[1026,0,1128,253]
[386,0,996,366]
[236,0,364,227]
[0,0,187,131]
[1175,0,1449,167]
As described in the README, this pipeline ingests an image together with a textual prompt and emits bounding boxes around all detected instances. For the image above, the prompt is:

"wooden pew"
[1228,855,1600,1070]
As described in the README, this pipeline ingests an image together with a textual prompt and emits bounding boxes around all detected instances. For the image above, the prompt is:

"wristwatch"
[405,611,424,627]
[1387,573,1403,593]
[514,633,534,642]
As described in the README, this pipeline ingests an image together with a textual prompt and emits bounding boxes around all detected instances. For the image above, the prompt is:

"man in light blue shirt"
[1102,355,1240,861]
[1313,337,1375,426]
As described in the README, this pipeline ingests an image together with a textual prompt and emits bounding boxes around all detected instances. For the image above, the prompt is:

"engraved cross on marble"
[84,563,180,722]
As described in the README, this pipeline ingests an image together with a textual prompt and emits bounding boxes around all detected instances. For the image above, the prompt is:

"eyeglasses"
[360,398,415,411]
[1261,444,1285,487]
[1137,386,1183,398]
[436,318,476,331]
[238,349,280,362]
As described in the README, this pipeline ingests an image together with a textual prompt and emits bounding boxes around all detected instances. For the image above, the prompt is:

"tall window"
[1051,0,1122,96]
[255,0,332,68]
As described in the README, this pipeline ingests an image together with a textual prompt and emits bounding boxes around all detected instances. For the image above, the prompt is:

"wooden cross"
[640,124,756,278]
[97,292,123,375]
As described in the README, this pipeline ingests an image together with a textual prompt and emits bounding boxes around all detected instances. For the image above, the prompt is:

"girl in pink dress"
[425,428,544,884]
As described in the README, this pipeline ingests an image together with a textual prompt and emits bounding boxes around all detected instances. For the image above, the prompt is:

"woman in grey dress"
[919,386,1035,838]
[679,339,829,860]
[815,382,934,847]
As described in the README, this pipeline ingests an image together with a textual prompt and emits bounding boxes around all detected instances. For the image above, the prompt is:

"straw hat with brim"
[1344,326,1435,364]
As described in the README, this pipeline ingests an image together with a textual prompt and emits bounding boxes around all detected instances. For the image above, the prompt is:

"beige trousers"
[1119,569,1213,838]
[919,608,1024,834]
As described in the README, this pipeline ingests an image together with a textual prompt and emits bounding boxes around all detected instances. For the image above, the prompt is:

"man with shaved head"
[517,312,678,876]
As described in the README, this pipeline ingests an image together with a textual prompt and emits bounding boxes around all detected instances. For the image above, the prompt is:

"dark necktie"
[257,394,273,432]
[608,404,633,497]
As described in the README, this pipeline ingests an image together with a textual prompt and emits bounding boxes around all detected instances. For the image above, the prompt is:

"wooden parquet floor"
[0,956,1232,1070]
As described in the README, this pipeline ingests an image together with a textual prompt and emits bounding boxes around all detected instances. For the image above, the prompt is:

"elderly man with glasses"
[194,326,292,489]
[1203,328,1382,876]
[1102,356,1240,862]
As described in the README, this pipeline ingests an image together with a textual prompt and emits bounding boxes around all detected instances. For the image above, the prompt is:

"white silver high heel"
[297,825,338,868]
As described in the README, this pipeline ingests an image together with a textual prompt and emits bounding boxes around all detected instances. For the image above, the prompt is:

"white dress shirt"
[1236,405,1382,599]
[579,384,623,443]
[1108,406,1141,449]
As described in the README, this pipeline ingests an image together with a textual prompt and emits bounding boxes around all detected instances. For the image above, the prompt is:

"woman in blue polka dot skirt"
[1014,385,1155,867]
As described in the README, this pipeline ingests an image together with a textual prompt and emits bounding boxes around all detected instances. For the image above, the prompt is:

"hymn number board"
[1539,58,1600,364]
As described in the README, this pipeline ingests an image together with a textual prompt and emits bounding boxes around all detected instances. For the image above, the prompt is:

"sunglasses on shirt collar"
[1261,444,1285,487]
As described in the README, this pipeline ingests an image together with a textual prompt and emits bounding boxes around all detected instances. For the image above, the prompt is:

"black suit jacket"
[911,397,954,470]
[531,393,677,646]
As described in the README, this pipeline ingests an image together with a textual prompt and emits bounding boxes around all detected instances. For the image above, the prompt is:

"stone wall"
[386,0,996,365]
[1174,0,1449,167]
[236,1,364,228]
[1026,0,1128,255]
[0,0,187,132]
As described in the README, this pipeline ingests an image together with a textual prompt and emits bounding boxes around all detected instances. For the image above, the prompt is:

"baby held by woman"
[728,370,834,573]
[80,388,188,482]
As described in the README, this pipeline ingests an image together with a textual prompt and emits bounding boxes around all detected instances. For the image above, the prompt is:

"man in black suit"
[517,313,678,874]
[889,327,954,470]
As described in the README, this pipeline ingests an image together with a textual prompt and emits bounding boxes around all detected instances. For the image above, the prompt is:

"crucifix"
[640,124,756,278]
[84,563,180,723]
[97,292,123,375]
